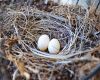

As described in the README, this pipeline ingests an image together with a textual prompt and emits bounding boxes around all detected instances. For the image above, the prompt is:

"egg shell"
[48,38,60,54]
[38,34,50,51]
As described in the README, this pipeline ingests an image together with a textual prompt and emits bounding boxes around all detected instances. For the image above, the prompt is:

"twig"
[82,63,100,80]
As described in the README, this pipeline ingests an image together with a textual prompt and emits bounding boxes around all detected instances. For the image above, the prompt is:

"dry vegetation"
[0,1,100,80]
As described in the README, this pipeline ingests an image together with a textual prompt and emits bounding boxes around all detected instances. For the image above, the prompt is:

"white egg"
[38,34,50,51]
[48,38,60,54]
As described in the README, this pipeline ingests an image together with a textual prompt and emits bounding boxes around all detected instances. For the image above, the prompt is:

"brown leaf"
[6,53,30,79]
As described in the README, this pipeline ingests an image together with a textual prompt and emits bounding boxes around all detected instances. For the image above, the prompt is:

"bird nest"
[1,5,100,80]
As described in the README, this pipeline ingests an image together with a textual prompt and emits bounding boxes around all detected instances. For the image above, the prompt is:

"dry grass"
[0,4,100,80]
